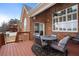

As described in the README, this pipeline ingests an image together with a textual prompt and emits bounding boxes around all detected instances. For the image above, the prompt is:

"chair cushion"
[58,36,70,48]
[74,33,79,39]
[75,37,79,39]
[73,38,79,41]
[51,43,64,52]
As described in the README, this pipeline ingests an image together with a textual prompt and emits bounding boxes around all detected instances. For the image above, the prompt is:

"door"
[34,23,45,35]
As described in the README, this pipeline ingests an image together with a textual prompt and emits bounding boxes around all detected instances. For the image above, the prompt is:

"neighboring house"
[20,3,78,40]
[8,19,19,32]
[9,24,18,32]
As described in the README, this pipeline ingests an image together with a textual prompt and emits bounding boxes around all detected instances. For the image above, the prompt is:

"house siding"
[30,3,79,40]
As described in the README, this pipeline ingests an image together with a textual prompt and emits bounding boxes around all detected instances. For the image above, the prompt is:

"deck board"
[0,41,35,56]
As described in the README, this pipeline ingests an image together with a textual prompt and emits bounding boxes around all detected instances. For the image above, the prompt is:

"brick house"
[20,3,79,40]
[0,3,79,56]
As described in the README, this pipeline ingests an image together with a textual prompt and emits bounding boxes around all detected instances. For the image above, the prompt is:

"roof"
[22,3,56,17]
[23,4,32,12]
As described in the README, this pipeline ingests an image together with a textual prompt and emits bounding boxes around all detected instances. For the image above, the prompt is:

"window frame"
[52,4,78,32]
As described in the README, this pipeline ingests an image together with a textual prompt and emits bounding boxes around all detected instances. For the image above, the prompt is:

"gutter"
[29,3,56,17]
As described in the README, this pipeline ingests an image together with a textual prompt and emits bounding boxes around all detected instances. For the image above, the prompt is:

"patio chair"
[50,36,70,55]
[34,33,47,47]
[72,33,79,44]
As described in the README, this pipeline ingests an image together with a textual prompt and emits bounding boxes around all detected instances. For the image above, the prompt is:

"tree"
[0,18,20,32]
[8,18,20,32]
[8,18,19,25]
[0,22,9,33]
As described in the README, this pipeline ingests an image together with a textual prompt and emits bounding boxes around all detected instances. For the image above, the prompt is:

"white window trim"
[52,4,78,32]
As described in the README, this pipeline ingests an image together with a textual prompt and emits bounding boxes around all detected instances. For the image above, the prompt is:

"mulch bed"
[32,44,65,56]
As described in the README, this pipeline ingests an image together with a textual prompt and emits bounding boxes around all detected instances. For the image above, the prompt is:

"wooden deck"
[0,39,79,56]
[68,40,79,56]
[0,41,35,56]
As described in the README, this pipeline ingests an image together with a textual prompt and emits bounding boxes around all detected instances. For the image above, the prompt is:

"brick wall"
[21,7,30,32]
[30,3,79,40]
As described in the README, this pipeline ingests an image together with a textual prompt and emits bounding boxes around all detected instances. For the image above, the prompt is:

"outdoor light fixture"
[47,19,50,22]
[46,19,50,23]
[33,17,36,20]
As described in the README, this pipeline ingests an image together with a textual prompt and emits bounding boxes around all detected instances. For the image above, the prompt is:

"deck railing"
[0,32,5,47]
[15,32,30,42]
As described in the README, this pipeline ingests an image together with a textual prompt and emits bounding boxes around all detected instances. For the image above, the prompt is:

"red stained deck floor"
[0,41,35,56]
[0,40,79,56]
[68,40,79,56]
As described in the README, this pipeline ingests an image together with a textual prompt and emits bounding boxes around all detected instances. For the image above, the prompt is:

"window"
[61,10,66,15]
[67,5,77,13]
[59,17,62,22]
[73,13,77,20]
[56,18,58,23]
[53,19,55,23]
[24,18,27,32]
[52,5,78,32]
[67,7,72,13]
[67,15,72,21]
[63,16,66,21]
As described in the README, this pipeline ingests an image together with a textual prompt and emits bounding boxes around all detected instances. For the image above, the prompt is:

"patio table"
[41,35,56,40]
[40,35,57,45]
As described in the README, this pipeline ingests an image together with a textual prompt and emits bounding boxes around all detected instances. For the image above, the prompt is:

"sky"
[0,3,38,26]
